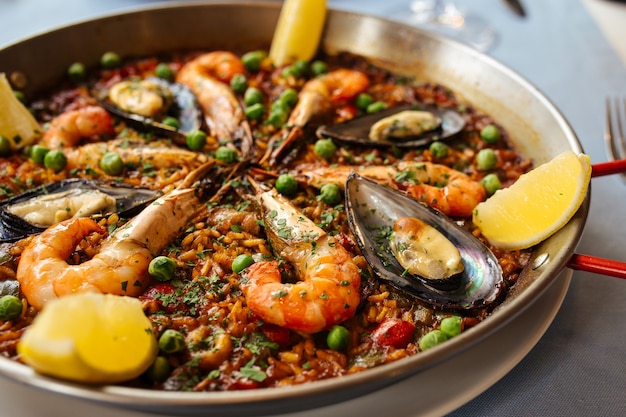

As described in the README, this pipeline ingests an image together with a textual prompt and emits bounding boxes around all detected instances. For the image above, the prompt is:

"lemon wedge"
[269,0,327,67]
[0,73,41,149]
[18,293,158,384]
[472,150,591,251]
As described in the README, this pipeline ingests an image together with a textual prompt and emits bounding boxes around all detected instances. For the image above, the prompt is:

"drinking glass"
[386,0,497,52]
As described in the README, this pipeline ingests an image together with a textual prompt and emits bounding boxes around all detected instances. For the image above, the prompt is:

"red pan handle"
[558,160,626,278]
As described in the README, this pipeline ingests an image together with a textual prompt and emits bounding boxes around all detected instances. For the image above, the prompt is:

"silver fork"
[605,97,626,180]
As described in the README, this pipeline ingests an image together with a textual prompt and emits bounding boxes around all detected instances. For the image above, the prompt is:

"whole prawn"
[262,69,370,166]
[240,185,361,334]
[176,51,253,158]
[17,161,218,310]
[298,161,485,217]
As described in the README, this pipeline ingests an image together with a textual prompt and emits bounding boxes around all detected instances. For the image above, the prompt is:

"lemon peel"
[17,292,158,384]
[0,73,41,149]
[472,150,591,251]
[269,0,327,67]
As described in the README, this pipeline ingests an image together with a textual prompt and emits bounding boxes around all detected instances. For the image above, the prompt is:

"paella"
[0,46,535,391]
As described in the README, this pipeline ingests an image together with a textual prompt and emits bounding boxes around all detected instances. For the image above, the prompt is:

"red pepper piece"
[261,323,292,348]
[371,318,416,349]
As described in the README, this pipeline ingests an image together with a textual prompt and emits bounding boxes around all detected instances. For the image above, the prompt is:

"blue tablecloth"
[1,1,625,415]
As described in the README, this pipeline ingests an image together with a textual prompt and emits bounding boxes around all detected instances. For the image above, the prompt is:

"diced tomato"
[231,378,261,390]
[261,323,291,348]
[335,232,356,252]
[371,318,416,349]
[139,283,181,314]
[336,104,358,120]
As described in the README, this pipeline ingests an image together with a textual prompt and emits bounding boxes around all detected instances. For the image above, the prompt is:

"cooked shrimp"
[17,161,218,310]
[176,51,252,158]
[262,69,370,166]
[240,187,361,334]
[298,161,485,217]
[64,138,207,171]
[397,161,486,218]
[41,105,115,149]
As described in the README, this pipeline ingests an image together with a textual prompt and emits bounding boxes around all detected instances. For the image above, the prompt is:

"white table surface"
[1,0,626,416]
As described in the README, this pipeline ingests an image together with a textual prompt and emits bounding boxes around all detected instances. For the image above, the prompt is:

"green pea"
[326,325,350,350]
[241,50,267,72]
[13,90,26,104]
[43,150,67,173]
[158,329,186,353]
[245,103,265,121]
[0,135,12,156]
[0,295,22,321]
[476,148,498,171]
[480,124,501,144]
[440,316,462,337]
[481,173,501,196]
[99,151,124,176]
[67,62,86,82]
[30,145,50,164]
[429,141,449,159]
[366,101,387,114]
[230,73,248,94]
[355,93,374,110]
[267,100,289,127]
[293,60,309,76]
[317,183,342,205]
[155,63,175,81]
[281,65,301,79]
[100,51,121,69]
[279,88,299,108]
[243,87,264,106]
[148,256,176,282]
[161,116,180,130]
[215,146,238,163]
[311,60,328,76]
[314,138,337,160]
[232,254,255,274]
[145,356,171,383]
[419,329,449,351]
[186,130,207,151]
[275,173,298,196]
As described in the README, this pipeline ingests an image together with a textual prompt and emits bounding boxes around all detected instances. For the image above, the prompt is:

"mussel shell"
[317,104,465,148]
[0,179,162,242]
[95,77,203,145]
[345,173,503,310]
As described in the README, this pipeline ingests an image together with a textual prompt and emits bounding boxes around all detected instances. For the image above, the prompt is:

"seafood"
[298,161,485,217]
[64,138,208,172]
[317,104,465,148]
[262,69,370,166]
[240,186,361,333]
[0,179,162,242]
[95,77,203,144]
[41,105,114,149]
[16,161,219,310]
[176,51,253,158]
[345,173,503,310]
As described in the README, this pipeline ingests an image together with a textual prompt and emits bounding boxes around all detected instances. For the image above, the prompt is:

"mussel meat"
[345,173,503,310]
[317,104,465,148]
[94,77,203,145]
[0,179,162,242]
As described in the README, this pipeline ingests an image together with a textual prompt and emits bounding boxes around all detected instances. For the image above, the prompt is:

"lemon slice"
[18,293,157,384]
[269,0,327,67]
[0,73,41,149]
[472,150,591,251]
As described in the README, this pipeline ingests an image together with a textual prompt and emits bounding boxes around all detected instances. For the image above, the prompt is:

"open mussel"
[345,173,503,310]
[317,104,465,148]
[93,77,203,145]
[0,179,162,242]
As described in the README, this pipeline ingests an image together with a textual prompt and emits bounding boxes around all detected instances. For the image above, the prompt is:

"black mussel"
[317,104,465,148]
[94,77,203,145]
[345,173,503,310]
[0,179,162,242]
